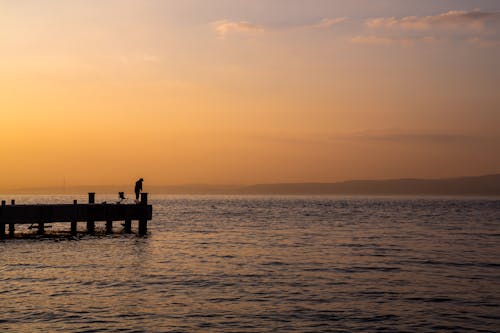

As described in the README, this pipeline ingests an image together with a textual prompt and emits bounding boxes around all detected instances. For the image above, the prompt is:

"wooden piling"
[124,219,132,233]
[87,193,95,234]
[38,205,46,235]
[0,200,5,238]
[38,222,45,235]
[9,200,15,236]
[138,193,148,235]
[103,202,113,233]
[71,200,78,236]
[106,221,113,233]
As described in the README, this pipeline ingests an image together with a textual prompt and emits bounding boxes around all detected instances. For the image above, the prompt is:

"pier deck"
[0,193,152,238]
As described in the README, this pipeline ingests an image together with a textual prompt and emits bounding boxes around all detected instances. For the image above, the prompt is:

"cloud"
[350,35,413,46]
[466,37,500,48]
[119,54,160,65]
[367,9,500,32]
[359,10,500,47]
[337,129,487,144]
[350,35,436,47]
[251,129,488,147]
[311,17,348,29]
[213,20,265,38]
[211,17,347,37]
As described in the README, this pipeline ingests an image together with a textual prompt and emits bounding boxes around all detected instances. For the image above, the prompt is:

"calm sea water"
[1,195,499,332]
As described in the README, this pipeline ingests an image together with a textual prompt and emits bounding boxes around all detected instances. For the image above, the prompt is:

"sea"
[1,195,499,332]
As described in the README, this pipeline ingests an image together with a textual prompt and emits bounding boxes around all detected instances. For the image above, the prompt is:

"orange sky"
[1,1,499,189]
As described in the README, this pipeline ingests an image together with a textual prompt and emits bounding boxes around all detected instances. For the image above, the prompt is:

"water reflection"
[1,196,499,332]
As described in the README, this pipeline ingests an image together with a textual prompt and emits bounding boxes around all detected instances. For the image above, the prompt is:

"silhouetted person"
[135,178,144,201]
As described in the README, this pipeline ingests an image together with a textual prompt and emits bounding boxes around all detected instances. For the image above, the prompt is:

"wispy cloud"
[251,129,488,147]
[350,35,436,47]
[336,129,487,144]
[211,17,347,38]
[210,11,500,47]
[213,20,265,38]
[119,54,161,65]
[367,9,500,32]
[310,17,348,29]
[358,9,500,48]
[466,37,500,48]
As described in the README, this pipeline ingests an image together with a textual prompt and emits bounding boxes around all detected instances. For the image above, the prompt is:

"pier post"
[38,222,45,235]
[9,200,15,237]
[105,203,113,234]
[71,200,78,236]
[124,219,132,233]
[87,193,95,234]
[0,200,5,239]
[106,220,113,233]
[138,193,148,235]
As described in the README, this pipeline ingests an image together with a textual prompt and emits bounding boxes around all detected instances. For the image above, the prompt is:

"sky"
[1,0,499,189]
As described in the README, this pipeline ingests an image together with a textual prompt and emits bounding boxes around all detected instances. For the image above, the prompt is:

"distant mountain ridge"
[238,174,500,196]
[4,174,500,196]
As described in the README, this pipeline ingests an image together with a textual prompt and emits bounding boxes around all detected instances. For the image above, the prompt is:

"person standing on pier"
[135,178,144,202]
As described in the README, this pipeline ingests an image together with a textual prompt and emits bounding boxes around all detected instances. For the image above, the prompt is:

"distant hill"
[4,174,500,196]
[237,174,500,196]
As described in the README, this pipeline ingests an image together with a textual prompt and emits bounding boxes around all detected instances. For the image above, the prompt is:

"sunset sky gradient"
[1,0,499,189]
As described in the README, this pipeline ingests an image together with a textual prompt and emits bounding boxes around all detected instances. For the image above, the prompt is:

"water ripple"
[0,195,499,332]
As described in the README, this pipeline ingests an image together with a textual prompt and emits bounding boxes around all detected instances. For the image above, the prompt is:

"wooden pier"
[0,193,153,238]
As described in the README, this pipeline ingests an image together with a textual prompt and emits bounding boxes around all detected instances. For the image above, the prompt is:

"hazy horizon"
[3,173,498,196]
[1,1,499,188]
[2,172,498,187]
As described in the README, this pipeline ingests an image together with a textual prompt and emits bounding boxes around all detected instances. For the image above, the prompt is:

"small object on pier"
[117,192,126,204]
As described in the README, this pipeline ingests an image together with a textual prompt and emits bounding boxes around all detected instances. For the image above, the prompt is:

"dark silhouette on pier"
[135,178,144,201]
[0,193,152,239]
[118,192,126,203]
